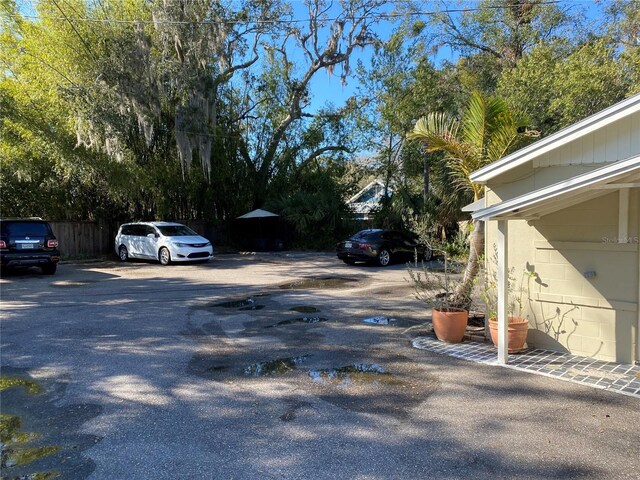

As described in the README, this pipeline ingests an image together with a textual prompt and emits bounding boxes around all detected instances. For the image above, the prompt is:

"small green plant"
[434,228,470,261]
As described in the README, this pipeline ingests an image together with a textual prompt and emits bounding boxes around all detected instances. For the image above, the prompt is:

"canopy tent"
[236,209,279,220]
[233,209,289,251]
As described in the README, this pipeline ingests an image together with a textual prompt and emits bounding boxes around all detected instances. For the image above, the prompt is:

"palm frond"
[410,91,528,202]
[486,119,519,161]
[460,91,488,156]
[407,112,459,152]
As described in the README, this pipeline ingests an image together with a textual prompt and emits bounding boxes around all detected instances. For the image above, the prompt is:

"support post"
[618,188,629,243]
[497,219,509,364]
[618,188,636,361]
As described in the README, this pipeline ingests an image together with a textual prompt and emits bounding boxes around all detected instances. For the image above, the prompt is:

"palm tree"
[407,91,531,307]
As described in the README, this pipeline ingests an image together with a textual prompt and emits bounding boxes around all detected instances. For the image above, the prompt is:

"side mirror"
[147,233,157,239]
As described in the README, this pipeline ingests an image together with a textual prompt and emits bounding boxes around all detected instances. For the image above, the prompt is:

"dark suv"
[0,218,60,275]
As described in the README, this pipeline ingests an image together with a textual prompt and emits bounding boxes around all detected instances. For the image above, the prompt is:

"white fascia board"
[473,155,640,221]
[470,94,640,184]
[461,198,486,212]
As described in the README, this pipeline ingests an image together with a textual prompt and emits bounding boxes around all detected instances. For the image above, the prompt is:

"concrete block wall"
[485,190,639,363]
[530,240,637,362]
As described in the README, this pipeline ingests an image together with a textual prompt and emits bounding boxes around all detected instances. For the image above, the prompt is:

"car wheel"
[118,245,129,262]
[377,249,391,266]
[159,247,171,266]
[42,264,57,275]
[422,246,433,262]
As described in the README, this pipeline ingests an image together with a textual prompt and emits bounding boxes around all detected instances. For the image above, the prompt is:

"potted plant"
[407,256,470,343]
[481,266,533,353]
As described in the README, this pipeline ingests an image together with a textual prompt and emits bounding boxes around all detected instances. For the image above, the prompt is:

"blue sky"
[303,0,606,111]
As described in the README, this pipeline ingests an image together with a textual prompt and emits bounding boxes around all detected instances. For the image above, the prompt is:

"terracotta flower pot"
[432,307,469,343]
[488,317,529,353]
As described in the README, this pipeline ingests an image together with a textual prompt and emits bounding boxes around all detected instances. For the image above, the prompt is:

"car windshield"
[2,222,50,236]
[157,225,198,237]
[351,230,381,241]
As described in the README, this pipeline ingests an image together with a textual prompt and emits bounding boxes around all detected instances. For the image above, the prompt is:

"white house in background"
[469,93,640,364]
[347,179,393,221]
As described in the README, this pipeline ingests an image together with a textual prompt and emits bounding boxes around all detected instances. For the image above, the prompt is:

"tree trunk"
[251,171,269,209]
[453,218,484,308]
[423,150,429,205]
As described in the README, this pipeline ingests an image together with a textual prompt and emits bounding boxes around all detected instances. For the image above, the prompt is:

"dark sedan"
[336,229,432,266]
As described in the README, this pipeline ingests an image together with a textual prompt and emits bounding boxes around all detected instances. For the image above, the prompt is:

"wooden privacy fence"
[48,222,117,258]
[48,221,219,258]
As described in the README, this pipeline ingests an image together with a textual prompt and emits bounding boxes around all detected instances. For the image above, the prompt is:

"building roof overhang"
[347,179,392,204]
[472,155,640,222]
[470,94,640,184]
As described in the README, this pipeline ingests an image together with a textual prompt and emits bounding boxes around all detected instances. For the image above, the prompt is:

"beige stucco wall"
[484,188,639,363]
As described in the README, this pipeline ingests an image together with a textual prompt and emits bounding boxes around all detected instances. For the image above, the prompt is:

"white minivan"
[115,222,213,265]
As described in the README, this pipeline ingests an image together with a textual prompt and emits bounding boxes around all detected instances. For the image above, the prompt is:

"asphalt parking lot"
[1,253,639,479]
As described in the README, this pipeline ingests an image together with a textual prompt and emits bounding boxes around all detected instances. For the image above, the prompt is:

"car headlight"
[205,242,211,247]
[173,242,188,248]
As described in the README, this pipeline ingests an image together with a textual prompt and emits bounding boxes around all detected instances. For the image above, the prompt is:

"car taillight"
[0,240,5,248]
[47,239,58,248]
